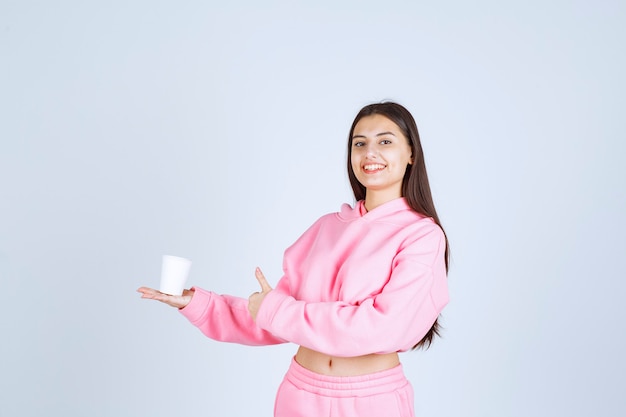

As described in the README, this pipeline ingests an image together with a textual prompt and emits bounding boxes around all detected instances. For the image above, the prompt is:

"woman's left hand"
[248,267,273,321]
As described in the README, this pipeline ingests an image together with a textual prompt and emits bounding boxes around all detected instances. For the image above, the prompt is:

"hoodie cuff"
[255,289,289,333]
[179,286,213,324]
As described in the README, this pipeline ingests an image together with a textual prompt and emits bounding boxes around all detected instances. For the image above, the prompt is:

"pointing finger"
[255,267,272,293]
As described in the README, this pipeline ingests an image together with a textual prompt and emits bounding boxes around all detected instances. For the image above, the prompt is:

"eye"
[380,139,392,145]
[353,141,365,147]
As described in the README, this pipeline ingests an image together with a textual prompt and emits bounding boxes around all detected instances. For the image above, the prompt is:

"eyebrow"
[351,131,397,140]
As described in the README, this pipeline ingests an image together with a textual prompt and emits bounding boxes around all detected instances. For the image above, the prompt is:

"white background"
[1,1,624,416]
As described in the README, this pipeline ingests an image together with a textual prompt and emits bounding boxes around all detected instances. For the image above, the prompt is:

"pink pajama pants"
[274,358,415,417]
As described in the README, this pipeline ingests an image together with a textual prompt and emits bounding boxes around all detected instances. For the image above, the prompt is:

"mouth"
[363,163,386,173]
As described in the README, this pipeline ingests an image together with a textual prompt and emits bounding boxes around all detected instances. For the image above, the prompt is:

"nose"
[365,144,378,158]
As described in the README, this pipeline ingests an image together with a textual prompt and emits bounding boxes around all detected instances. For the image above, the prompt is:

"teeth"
[364,164,385,171]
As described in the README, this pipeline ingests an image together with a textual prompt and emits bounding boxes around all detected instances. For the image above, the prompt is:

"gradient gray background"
[1,1,624,416]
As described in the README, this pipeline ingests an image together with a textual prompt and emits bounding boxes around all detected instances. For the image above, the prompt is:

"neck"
[364,191,402,212]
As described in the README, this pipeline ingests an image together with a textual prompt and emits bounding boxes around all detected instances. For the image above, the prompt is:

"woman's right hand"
[136,287,195,309]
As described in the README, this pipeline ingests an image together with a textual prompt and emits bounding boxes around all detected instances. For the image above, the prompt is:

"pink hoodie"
[180,197,448,357]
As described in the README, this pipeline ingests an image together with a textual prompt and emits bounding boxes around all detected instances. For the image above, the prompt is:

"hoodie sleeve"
[254,226,448,357]
[179,287,287,346]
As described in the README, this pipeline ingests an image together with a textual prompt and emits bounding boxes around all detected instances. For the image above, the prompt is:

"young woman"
[138,101,449,417]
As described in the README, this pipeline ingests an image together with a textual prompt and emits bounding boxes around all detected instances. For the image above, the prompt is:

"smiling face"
[350,114,413,207]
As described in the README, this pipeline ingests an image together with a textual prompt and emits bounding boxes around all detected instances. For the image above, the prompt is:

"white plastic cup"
[159,255,192,295]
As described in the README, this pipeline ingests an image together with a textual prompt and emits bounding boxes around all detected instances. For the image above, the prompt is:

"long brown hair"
[346,101,450,349]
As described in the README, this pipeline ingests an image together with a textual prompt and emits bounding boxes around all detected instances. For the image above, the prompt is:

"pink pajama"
[274,358,415,417]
